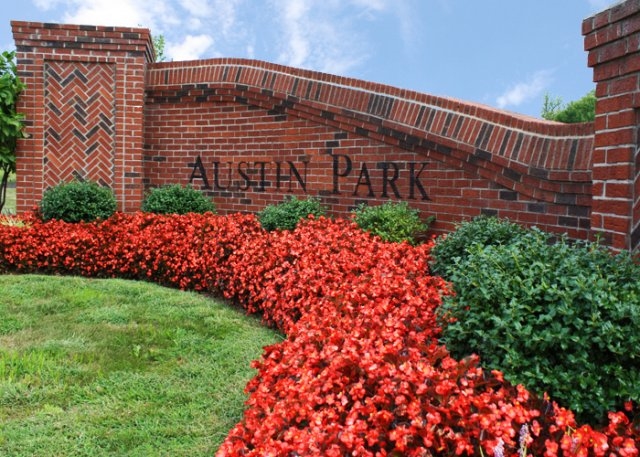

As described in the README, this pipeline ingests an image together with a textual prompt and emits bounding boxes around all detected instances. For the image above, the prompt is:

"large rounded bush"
[258,196,326,231]
[141,184,215,215]
[40,180,117,223]
[351,201,431,245]
[429,215,528,278]
[437,228,640,423]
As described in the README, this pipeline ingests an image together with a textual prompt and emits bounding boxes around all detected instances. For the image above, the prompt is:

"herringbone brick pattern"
[44,61,116,188]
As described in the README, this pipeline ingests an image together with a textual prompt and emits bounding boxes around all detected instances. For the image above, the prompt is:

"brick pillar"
[584,0,640,251]
[11,22,153,213]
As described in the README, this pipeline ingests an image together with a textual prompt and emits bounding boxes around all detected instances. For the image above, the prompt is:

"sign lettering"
[189,155,430,200]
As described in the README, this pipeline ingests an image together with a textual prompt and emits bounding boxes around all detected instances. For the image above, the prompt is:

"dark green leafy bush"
[351,201,431,245]
[141,184,215,215]
[258,196,326,231]
[40,180,117,223]
[437,228,640,423]
[430,216,528,278]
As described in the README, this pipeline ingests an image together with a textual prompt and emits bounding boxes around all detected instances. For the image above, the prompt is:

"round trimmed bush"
[141,184,216,215]
[429,215,528,278]
[40,180,117,223]
[351,201,431,245]
[437,228,640,423]
[258,196,326,231]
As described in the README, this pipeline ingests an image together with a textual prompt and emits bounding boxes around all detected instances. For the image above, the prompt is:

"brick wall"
[583,0,640,251]
[11,21,153,212]
[144,61,593,238]
[10,1,640,249]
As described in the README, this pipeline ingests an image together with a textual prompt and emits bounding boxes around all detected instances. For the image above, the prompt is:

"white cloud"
[496,70,553,109]
[274,0,368,74]
[166,34,214,61]
[178,0,213,17]
[30,0,248,61]
[392,1,420,51]
[32,0,179,34]
[211,0,242,38]
[175,0,244,51]
[246,44,255,59]
[186,17,203,30]
[63,1,146,27]
[177,0,242,36]
[277,0,310,67]
[52,0,180,32]
[33,0,62,9]
[348,0,389,17]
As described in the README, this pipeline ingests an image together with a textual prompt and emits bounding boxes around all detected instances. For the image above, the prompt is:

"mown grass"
[0,274,282,456]
[0,171,16,214]
[2,187,16,214]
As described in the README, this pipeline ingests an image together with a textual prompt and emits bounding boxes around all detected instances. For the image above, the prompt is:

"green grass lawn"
[2,186,16,214]
[1,171,16,214]
[0,274,281,456]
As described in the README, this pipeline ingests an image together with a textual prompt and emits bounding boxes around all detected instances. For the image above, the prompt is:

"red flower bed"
[0,212,638,456]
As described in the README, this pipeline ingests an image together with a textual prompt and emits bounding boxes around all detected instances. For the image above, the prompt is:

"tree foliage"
[541,90,596,123]
[152,34,166,62]
[0,50,26,213]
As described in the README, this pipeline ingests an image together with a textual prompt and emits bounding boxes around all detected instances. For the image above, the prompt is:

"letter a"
[189,155,211,190]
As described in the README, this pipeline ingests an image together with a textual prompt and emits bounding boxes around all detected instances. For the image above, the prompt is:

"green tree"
[152,34,166,62]
[0,50,26,214]
[541,90,596,123]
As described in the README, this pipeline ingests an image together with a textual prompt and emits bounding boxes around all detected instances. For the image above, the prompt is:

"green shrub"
[351,201,431,245]
[40,180,117,223]
[258,196,326,231]
[436,229,640,423]
[141,184,215,215]
[430,216,528,278]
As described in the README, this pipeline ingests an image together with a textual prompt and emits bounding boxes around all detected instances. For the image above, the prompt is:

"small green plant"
[258,195,326,231]
[437,228,640,423]
[141,184,216,215]
[0,214,29,228]
[0,51,27,214]
[429,216,528,278]
[40,180,117,223]
[351,201,431,245]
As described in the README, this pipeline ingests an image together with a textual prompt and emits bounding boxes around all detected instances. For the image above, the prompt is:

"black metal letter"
[213,161,233,190]
[332,154,352,194]
[409,162,430,200]
[254,161,268,192]
[380,162,401,198]
[188,155,211,190]
[237,161,251,191]
[353,162,375,197]
[287,160,308,192]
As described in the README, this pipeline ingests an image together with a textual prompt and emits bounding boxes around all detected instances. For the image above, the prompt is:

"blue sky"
[0,0,618,118]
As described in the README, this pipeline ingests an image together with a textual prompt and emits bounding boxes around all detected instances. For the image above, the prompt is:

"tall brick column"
[11,22,153,213]
[584,0,640,251]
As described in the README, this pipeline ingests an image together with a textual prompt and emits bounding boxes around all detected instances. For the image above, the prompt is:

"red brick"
[592,163,635,180]
[602,214,632,234]
[606,181,634,199]
[607,146,636,162]
[594,127,635,148]
[596,93,634,113]
[608,74,640,94]
[606,109,636,129]
[597,39,628,64]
